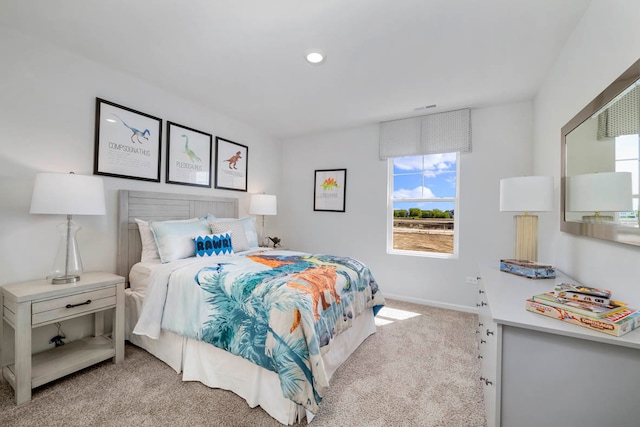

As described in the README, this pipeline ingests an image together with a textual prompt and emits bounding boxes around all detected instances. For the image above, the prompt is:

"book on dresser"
[525,299,640,337]
[553,282,612,305]
[532,292,627,318]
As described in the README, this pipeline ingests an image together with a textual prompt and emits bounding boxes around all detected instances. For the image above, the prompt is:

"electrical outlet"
[466,276,479,285]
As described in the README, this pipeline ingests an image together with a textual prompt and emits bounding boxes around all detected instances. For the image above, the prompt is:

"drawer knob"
[66,299,92,309]
[480,339,486,344]
[486,329,494,336]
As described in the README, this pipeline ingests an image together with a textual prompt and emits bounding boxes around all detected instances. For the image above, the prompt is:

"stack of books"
[526,282,640,337]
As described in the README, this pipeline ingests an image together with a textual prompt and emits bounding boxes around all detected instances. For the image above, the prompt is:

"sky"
[393,153,456,212]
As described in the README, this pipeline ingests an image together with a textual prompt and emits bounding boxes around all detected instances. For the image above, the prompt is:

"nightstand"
[1,272,124,404]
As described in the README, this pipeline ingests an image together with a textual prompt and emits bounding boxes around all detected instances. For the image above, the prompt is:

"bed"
[117,190,384,424]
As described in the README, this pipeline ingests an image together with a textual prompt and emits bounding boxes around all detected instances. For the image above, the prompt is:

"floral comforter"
[133,251,384,414]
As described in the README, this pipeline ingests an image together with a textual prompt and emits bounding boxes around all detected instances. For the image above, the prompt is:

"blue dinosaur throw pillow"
[193,232,234,257]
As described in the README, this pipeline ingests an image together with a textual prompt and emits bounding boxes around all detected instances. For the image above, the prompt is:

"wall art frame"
[94,98,162,182]
[314,168,347,212]
[166,121,212,188]
[215,137,248,192]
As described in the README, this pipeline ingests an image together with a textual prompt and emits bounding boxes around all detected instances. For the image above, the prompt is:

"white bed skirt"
[125,288,377,424]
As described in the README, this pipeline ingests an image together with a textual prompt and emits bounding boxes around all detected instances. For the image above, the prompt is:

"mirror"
[561,58,640,246]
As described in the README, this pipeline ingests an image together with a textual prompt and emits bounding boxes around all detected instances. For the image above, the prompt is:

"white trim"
[387,152,460,257]
[383,292,478,315]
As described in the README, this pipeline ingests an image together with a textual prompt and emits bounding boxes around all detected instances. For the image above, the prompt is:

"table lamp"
[567,172,632,222]
[499,176,553,262]
[30,172,106,284]
[249,193,277,247]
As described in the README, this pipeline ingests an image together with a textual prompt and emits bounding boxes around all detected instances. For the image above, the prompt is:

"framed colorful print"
[166,121,212,187]
[94,98,162,182]
[215,137,248,192]
[314,169,347,212]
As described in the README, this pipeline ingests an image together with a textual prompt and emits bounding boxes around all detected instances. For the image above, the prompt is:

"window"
[615,134,639,224]
[388,152,459,257]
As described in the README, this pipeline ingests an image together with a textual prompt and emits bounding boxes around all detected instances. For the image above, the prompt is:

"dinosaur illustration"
[322,177,340,190]
[182,134,201,162]
[286,266,342,331]
[112,114,150,144]
[223,151,242,169]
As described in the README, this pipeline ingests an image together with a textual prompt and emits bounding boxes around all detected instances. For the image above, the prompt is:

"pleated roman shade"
[379,108,471,159]
[597,84,640,139]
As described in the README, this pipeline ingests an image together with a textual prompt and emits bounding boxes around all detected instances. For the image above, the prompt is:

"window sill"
[387,248,458,259]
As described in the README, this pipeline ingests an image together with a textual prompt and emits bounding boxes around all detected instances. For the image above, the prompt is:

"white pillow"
[208,216,259,248]
[135,219,160,262]
[150,218,211,263]
[210,220,249,252]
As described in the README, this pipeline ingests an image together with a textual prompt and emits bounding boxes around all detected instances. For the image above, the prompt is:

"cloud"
[394,153,456,174]
[393,186,436,199]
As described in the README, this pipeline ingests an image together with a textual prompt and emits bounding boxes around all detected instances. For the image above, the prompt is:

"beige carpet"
[0,299,486,426]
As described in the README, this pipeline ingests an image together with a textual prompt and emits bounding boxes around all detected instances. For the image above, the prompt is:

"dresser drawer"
[32,287,116,326]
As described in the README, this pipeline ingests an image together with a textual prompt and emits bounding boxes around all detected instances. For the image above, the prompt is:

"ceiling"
[1,0,591,140]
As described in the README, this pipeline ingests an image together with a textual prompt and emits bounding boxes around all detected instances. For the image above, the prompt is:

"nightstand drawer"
[32,287,116,326]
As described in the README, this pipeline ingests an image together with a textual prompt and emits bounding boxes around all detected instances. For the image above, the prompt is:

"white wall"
[534,0,640,304]
[0,26,281,350]
[281,102,534,309]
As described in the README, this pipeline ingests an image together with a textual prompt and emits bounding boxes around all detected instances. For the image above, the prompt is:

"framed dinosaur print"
[215,137,248,192]
[94,98,162,182]
[314,168,347,212]
[166,121,212,188]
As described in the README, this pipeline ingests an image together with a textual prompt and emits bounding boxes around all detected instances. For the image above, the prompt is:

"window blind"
[379,108,471,159]
[597,84,639,139]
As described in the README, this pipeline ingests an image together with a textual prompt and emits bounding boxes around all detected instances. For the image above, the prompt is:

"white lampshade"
[249,194,277,216]
[567,172,632,212]
[30,172,106,284]
[30,172,106,215]
[500,176,554,213]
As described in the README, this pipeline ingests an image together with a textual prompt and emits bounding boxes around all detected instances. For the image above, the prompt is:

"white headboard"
[117,190,239,284]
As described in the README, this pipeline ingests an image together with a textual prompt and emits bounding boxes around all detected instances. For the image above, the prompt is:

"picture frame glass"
[314,169,347,212]
[215,137,248,191]
[166,122,212,187]
[94,98,162,182]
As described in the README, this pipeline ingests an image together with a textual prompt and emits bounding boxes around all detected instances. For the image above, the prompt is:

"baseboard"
[382,292,479,315]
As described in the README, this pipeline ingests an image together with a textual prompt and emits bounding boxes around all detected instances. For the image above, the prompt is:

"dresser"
[477,263,640,427]
[1,272,125,404]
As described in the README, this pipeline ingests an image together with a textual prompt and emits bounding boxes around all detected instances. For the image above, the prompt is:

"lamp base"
[258,215,270,247]
[514,214,538,262]
[51,274,81,285]
[50,217,84,284]
[581,214,614,223]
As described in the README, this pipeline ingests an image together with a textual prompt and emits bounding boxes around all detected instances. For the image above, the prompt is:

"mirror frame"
[561,58,640,246]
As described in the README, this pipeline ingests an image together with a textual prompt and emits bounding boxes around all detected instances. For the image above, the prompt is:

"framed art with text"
[166,121,212,187]
[314,168,347,212]
[94,98,162,182]
[215,137,248,191]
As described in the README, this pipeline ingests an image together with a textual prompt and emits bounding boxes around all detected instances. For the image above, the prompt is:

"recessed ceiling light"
[305,50,325,65]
